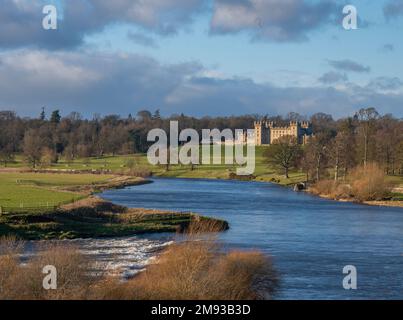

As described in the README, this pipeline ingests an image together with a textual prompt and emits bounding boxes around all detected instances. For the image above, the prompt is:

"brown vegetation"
[56,176,150,195]
[0,222,278,300]
[310,163,392,202]
[350,163,391,201]
[0,236,94,300]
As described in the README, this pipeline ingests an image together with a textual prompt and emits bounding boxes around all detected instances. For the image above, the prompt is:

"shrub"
[350,163,391,201]
[121,242,277,300]
[118,221,278,300]
[0,222,278,300]
[0,239,97,300]
[311,179,338,196]
[128,166,152,178]
[333,183,353,199]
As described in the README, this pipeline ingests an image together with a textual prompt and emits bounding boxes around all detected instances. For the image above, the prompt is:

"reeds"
[0,221,278,300]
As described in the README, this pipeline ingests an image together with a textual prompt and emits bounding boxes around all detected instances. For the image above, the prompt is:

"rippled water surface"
[101,177,403,299]
[25,235,173,278]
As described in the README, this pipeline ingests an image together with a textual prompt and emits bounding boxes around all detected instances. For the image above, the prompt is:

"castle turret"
[301,121,310,129]
[289,121,298,127]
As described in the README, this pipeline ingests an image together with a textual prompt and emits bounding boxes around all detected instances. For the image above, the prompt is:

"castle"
[237,120,313,145]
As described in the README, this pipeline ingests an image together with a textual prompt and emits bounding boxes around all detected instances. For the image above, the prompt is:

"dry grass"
[350,163,391,201]
[311,163,391,202]
[0,237,97,300]
[92,221,277,300]
[0,221,278,300]
[311,180,338,196]
[311,180,353,200]
[95,242,277,300]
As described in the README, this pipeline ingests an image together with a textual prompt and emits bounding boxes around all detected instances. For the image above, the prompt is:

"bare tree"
[355,108,379,167]
[264,136,302,178]
[23,129,43,168]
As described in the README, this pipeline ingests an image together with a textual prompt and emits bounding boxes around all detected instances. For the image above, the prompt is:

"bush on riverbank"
[350,163,391,201]
[310,163,391,202]
[0,237,95,300]
[111,242,277,300]
[0,222,278,300]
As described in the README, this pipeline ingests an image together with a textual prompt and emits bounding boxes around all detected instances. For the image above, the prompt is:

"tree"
[310,112,335,134]
[330,118,357,181]
[0,146,15,167]
[136,110,152,122]
[50,110,61,124]
[23,129,43,168]
[40,147,58,167]
[375,115,401,174]
[40,107,46,121]
[355,107,379,167]
[0,128,15,167]
[264,136,302,178]
[153,109,161,120]
[304,132,332,181]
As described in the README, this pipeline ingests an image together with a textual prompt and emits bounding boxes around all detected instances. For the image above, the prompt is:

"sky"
[0,0,403,119]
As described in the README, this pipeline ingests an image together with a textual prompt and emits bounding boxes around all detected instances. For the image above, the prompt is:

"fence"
[0,205,57,214]
[0,198,82,215]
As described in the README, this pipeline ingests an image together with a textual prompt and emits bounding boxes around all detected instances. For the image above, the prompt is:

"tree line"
[0,109,259,167]
[0,108,402,178]
[264,108,403,182]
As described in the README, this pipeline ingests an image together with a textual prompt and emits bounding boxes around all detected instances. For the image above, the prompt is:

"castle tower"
[301,121,310,129]
[254,119,313,145]
[254,121,263,146]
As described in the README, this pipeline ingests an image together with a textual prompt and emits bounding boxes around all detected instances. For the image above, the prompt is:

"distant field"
[386,175,403,185]
[0,173,112,210]
[3,146,403,186]
[3,146,308,185]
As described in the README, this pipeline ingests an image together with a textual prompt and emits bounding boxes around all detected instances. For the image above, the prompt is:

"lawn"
[3,146,309,185]
[0,173,113,211]
[3,146,402,193]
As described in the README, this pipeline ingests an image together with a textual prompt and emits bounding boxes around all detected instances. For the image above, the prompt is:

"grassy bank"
[1,150,402,213]
[0,172,228,240]
[0,172,146,212]
[0,197,228,240]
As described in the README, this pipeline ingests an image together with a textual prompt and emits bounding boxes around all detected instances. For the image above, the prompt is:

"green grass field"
[0,173,113,210]
[1,146,402,214]
[3,146,307,183]
[0,146,308,213]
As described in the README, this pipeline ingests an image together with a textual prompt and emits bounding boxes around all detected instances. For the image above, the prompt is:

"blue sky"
[0,0,402,118]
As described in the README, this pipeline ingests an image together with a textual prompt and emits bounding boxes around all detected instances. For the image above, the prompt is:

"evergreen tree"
[40,107,46,121]
[50,110,61,124]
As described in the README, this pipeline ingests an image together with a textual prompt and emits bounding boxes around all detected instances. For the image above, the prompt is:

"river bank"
[308,192,403,208]
[0,196,228,240]
[0,171,229,240]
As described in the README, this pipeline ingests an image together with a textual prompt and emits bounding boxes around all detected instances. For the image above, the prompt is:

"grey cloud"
[318,71,348,84]
[384,0,403,19]
[367,77,403,91]
[210,0,340,42]
[127,31,158,48]
[0,50,401,119]
[328,59,371,73]
[0,0,206,49]
[0,50,202,116]
[381,43,395,52]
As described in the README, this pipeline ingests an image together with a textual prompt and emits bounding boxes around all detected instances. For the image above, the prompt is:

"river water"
[100,177,403,300]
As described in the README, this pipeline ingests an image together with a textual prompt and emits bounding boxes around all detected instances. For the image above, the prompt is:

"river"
[100,177,403,300]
